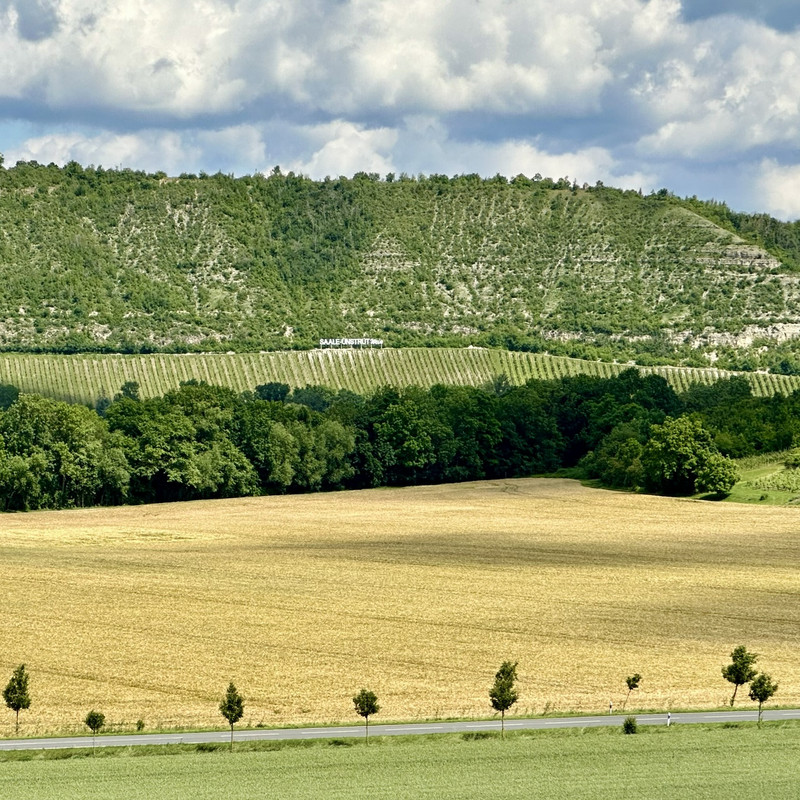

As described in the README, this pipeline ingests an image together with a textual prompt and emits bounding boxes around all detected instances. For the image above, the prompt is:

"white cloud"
[285,117,656,191]
[635,20,800,156]
[756,159,800,220]
[6,125,270,174]
[284,121,398,178]
[0,0,689,117]
[0,0,797,215]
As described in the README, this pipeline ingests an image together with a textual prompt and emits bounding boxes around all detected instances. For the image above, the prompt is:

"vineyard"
[0,349,798,404]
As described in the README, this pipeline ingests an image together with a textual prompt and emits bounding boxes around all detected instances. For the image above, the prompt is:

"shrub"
[622,716,638,734]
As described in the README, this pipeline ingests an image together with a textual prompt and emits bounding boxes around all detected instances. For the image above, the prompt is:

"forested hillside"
[2,161,800,370]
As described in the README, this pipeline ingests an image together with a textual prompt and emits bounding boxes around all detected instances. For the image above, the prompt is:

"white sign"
[319,338,384,348]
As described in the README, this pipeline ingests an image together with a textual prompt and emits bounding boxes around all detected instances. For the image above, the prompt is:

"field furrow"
[0,478,797,734]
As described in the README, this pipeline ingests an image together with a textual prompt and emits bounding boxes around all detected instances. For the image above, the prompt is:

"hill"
[2,163,800,371]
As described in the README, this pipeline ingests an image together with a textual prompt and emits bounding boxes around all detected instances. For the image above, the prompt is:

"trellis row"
[1,350,799,405]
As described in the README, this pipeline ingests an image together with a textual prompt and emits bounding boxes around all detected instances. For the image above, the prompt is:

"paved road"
[2,709,799,751]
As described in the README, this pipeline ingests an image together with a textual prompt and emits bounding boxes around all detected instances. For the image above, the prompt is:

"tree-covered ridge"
[2,369,799,512]
[2,162,800,369]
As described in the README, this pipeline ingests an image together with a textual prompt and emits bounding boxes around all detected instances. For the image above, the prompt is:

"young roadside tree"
[84,710,105,752]
[352,688,380,742]
[749,673,778,726]
[489,661,519,738]
[219,682,245,751]
[3,664,31,734]
[622,674,641,712]
[722,646,758,707]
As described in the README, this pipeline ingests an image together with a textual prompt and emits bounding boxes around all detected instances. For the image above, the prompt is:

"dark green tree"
[749,673,778,725]
[254,382,290,403]
[352,688,380,742]
[622,673,641,711]
[694,452,739,497]
[219,682,245,751]
[722,645,758,707]
[642,415,738,496]
[0,383,19,410]
[84,709,105,751]
[3,664,31,734]
[489,661,519,738]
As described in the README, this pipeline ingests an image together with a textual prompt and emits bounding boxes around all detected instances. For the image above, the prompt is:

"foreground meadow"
[0,478,798,735]
[1,725,799,800]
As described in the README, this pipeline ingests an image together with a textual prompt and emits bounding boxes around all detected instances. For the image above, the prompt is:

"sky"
[1,0,800,219]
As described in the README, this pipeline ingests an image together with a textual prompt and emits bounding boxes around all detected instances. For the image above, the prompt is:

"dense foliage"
[3,368,800,512]
[2,163,800,370]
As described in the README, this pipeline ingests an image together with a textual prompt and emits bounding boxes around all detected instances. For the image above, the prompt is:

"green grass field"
[1,724,798,799]
[723,452,800,505]
[0,349,797,404]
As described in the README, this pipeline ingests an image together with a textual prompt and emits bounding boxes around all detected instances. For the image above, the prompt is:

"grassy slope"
[1,348,799,404]
[1,725,799,800]
[3,164,800,367]
[723,453,800,505]
[1,479,798,734]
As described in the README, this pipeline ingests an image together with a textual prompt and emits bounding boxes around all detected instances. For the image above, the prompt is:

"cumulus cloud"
[7,125,270,175]
[284,121,398,178]
[756,159,800,220]
[0,1,797,214]
[0,0,687,117]
[286,116,656,192]
[635,20,800,157]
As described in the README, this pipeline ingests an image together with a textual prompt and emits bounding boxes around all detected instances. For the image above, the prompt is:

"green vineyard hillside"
[4,164,800,372]
[0,349,797,405]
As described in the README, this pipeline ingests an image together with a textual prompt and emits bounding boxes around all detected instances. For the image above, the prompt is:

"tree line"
[4,368,800,511]
[0,369,800,511]
[4,646,780,748]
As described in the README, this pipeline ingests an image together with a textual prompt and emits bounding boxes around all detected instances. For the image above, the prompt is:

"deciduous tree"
[352,688,380,742]
[3,664,31,734]
[722,645,758,707]
[219,682,244,751]
[622,673,641,711]
[489,661,519,738]
[84,709,105,751]
[749,673,778,725]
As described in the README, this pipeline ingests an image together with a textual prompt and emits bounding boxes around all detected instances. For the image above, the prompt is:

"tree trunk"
[758,702,763,726]
[230,724,234,752]
[730,684,739,707]
[501,710,505,739]
[366,716,369,743]
[622,689,631,712]
[15,709,19,735]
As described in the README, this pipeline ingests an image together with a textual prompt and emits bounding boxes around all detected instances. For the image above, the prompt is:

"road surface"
[2,708,798,751]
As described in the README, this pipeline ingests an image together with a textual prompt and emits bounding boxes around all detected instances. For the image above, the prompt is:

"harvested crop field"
[1,478,798,735]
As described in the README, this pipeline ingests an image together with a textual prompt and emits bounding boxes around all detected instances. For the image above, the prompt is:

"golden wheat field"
[0,478,799,736]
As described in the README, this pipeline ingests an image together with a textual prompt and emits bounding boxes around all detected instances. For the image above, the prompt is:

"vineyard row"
[0,349,798,405]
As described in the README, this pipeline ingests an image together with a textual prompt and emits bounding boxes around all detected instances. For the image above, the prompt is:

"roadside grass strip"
[1,722,799,800]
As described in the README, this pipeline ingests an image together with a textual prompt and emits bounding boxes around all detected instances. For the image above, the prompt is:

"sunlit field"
[1,478,798,736]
